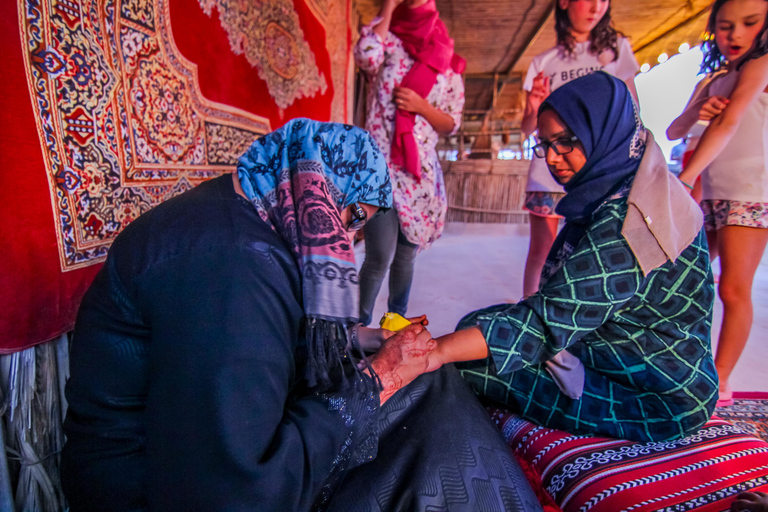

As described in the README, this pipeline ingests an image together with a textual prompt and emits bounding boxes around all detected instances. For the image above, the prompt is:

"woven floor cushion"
[488,407,768,512]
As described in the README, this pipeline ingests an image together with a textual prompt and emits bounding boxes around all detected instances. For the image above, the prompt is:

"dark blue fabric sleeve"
[137,242,377,511]
[62,177,379,512]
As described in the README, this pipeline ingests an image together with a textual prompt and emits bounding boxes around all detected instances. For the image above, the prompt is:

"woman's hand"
[359,315,428,355]
[369,323,437,403]
[393,86,428,115]
[355,326,396,353]
[699,95,729,121]
[731,491,768,511]
[393,88,456,134]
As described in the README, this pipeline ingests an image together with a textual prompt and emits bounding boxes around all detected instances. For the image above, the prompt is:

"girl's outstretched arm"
[425,326,489,372]
[679,54,768,186]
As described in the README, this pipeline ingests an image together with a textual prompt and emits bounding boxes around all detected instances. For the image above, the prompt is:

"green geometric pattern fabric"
[458,197,719,442]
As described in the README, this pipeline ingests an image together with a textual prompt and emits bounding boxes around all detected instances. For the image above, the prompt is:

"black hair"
[555,1,621,61]
[701,0,768,74]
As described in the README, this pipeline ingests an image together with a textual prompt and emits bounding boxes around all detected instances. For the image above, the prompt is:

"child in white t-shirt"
[520,0,639,298]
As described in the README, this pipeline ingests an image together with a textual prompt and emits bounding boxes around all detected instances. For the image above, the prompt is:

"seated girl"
[425,72,719,443]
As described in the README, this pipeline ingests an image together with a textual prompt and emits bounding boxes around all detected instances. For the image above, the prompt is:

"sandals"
[716,382,734,408]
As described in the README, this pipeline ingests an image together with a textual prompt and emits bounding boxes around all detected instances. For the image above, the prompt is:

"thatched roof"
[353,0,712,152]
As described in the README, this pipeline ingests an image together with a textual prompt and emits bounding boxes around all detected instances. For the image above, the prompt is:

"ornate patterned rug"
[715,392,768,443]
[2,0,354,352]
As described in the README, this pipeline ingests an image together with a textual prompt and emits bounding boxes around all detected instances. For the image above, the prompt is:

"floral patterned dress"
[354,21,465,249]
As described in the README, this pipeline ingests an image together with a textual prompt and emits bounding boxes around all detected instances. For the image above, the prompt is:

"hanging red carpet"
[0,0,354,353]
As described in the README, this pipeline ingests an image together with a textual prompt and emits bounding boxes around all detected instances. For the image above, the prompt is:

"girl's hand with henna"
[356,315,429,354]
[369,323,437,404]
[355,326,397,353]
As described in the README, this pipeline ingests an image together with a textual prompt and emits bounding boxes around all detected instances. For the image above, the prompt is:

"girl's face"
[714,0,768,66]
[537,109,588,185]
[560,0,610,39]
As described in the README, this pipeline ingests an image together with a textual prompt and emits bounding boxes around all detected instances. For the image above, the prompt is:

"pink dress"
[354,21,465,249]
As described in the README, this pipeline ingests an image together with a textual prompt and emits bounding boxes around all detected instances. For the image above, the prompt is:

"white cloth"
[622,132,703,276]
[523,38,640,193]
[544,351,585,400]
[700,71,768,202]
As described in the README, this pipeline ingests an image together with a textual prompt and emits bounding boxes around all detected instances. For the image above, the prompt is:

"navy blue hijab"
[542,72,646,224]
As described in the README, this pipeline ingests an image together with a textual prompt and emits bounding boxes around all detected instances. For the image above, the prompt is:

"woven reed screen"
[442,159,530,223]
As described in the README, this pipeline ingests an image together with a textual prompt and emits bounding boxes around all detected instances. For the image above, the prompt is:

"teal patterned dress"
[458,193,719,442]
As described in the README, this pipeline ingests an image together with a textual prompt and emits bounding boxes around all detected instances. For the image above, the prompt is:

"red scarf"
[389,0,465,180]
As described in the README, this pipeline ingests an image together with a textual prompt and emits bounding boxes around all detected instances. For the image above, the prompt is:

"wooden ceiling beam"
[463,73,522,82]
[468,1,552,124]
[632,4,712,55]
[495,1,554,76]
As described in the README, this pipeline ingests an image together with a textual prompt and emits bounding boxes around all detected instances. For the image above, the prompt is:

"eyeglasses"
[346,203,368,232]
[532,135,580,159]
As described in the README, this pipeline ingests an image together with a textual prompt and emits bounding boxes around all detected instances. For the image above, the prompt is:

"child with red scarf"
[354,0,465,326]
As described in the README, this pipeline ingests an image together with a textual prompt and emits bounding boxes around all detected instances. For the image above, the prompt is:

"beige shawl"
[622,132,704,276]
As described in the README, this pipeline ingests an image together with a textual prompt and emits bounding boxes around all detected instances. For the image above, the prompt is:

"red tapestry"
[0,0,354,353]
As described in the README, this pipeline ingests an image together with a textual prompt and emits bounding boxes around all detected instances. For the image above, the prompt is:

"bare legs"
[523,213,560,298]
[711,225,768,394]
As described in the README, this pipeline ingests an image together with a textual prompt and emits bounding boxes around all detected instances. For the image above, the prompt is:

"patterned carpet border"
[714,393,768,443]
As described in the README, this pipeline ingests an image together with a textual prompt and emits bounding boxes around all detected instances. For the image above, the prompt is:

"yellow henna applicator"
[379,312,412,331]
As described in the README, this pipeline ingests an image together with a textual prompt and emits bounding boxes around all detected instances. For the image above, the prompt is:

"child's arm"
[679,54,768,186]
[372,0,401,40]
[353,0,403,74]
[521,72,551,138]
[667,76,716,140]
[625,77,640,105]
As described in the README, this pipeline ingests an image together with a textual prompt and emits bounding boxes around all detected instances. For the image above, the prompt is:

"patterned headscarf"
[542,71,646,224]
[237,118,392,389]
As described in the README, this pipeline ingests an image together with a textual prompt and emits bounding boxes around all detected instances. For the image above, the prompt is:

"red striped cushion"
[489,408,768,512]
